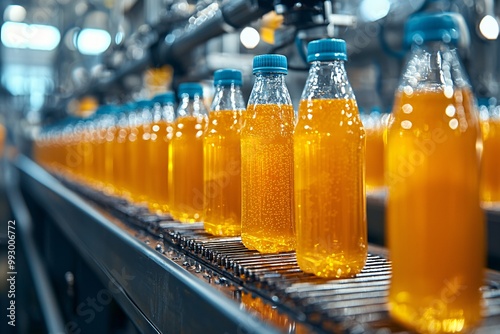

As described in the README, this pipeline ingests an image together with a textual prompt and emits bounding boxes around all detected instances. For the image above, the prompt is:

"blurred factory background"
[0,0,498,143]
[0,1,499,333]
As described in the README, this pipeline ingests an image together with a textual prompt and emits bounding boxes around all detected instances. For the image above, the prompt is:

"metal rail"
[51,160,500,333]
[3,160,66,334]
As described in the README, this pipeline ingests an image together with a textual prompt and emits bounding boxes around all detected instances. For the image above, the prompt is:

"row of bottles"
[33,11,493,333]
[34,41,367,274]
[34,94,176,215]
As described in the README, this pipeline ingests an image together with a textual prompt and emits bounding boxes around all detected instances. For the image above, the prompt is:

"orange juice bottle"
[92,106,110,190]
[82,118,95,185]
[169,83,208,222]
[74,119,86,183]
[102,105,120,194]
[295,39,367,278]
[147,93,176,214]
[241,54,295,253]
[362,110,387,191]
[126,100,154,204]
[386,13,484,333]
[113,103,134,198]
[203,69,245,236]
[479,104,500,204]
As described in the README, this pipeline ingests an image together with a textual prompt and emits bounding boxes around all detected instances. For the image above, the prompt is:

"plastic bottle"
[169,83,208,222]
[126,100,154,204]
[147,93,176,214]
[92,105,114,190]
[82,116,95,185]
[204,69,245,236]
[363,108,388,191]
[112,103,134,198]
[479,102,500,204]
[99,105,119,194]
[241,54,295,253]
[386,13,484,332]
[294,39,367,278]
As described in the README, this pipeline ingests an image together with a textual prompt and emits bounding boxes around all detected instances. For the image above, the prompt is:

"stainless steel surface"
[15,154,500,333]
[3,161,66,334]
[16,155,282,334]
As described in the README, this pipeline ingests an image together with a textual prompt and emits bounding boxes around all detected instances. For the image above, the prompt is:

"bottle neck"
[301,60,355,100]
[248,72,292,106]
[401,42,469,92]
[152,102,176,123]
[210,84,246,112]
[177,94,207,117]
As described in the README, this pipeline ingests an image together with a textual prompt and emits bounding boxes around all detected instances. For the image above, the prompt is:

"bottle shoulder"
[295,98,364,135]
[301,62,356,101]
[389,88,479,136]
[205,109,243,136]
[248,74,293,106]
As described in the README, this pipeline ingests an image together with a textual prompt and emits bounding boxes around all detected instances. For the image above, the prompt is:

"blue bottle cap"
[123,102,136,111]
[94,105,110,116]
[404,12,460,47]
[136,99,154,109]
[307,38,347,62]
[214,69,242,86]
[252,54,288,75]
[178,83,204,98]
[153,92,175,104]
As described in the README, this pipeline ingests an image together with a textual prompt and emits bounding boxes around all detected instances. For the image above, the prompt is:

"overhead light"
[240,27,260,49]
[3,5,26,22]
[1,22,60,51]
[360,0,390,22]
[76,28,111,55]
[479,15,499,40]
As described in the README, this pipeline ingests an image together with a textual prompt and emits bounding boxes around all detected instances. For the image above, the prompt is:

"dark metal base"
[15,155,500,333]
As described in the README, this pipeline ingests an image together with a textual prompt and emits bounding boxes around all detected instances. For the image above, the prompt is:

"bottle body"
[147,98,176,214]
[169,89,207,223]
[363,112,388,191]
[387,43,484,332]
[92,122,106,189]
[82,122,95,185]
[127,105,153,204]
[241,71,295,253]
[103,115,116,194]
[204,109,243,236]
[113,111,130,198]
[204,77,245,236]
[294,58,367,278]
[480,106,500,203]
[169,115,206,222]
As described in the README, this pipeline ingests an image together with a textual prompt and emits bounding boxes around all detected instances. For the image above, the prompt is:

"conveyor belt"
[63,177,500,333]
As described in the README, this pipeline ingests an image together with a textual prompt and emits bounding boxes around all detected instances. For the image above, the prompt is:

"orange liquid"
[294,99,367,278]
[103,126,115,193]
[365,122,385,191]
[240,104,295,253]
[169,115,207,222]
[127,123,150,204]
[66,133,83,180]
[93,128,107,189]
[203,110,242,236]
[386,89,484,333]
[82,129,94,185]
[147,120,173,214]
[113,126,129,198]
[480,118,500,203]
